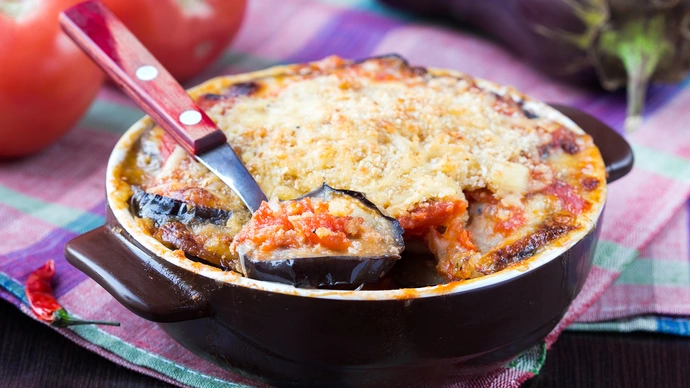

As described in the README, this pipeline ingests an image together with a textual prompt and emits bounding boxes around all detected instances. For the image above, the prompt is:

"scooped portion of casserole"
[231,185,404,263]
[117,55,606,284]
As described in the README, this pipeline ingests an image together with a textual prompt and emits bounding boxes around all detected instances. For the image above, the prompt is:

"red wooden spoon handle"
[59,0,225,155]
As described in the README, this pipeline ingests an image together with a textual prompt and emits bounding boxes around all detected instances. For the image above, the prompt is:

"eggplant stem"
[599,15,675,131]
[625,62,648,132]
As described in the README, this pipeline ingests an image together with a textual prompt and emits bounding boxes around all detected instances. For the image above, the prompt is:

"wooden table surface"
[2,300,689,387]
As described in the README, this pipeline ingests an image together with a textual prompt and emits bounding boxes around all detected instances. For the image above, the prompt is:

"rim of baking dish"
[105,66,606,301]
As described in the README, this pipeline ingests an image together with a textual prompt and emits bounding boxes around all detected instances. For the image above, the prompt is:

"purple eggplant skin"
[130,188,232,226]
[379,0,602,83]
[239,184,406,289]
[242,252,401,289]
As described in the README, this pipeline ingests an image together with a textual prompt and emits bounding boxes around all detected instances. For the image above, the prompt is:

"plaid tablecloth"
[1,0,690,386]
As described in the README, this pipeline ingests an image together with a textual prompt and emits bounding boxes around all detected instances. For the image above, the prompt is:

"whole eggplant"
[379,0,690,130]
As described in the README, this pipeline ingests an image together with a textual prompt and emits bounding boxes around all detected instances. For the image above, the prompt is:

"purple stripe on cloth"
[0,202,106,298]
[288,9,403,63]
[0,227,83,292]
[0,289,21,307]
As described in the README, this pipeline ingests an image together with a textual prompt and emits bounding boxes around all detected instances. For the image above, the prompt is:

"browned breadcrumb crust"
[118,55,607,285]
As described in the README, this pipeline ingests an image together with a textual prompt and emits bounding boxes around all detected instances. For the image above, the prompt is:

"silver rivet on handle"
[135,65,158,81]
[179,110,202,125]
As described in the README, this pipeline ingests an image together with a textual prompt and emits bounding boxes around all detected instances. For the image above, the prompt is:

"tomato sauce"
[233,198,365,252]
[549,126,580,154]
[494,210,526,234]
[544,180,589,215]
[398,200,467,236]
[466,189,526,234]
[443,218,478,251]
[492,93,522,116]
[430,216,480,280]
[581,177,600,191]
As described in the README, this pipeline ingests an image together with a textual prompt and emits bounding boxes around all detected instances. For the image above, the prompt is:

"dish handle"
[551,104,634,183]
[64,224,215,322]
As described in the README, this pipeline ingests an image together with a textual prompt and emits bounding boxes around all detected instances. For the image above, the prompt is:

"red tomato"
[103,0,247,82]
[0,0,105,158]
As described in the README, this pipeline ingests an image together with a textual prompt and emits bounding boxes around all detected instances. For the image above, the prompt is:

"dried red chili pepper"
[26,260,120,328]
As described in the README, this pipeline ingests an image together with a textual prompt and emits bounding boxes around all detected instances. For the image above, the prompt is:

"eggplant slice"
[233,184,405,288]
[130,188,232,226]
[130,188,244,271]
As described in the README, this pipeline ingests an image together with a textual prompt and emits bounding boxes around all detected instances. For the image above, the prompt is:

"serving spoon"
[60,0,404,288]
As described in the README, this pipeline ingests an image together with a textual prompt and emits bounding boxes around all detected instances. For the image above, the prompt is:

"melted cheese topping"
[119,55,607,283]
[202,59,549,217]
